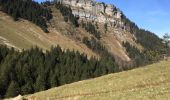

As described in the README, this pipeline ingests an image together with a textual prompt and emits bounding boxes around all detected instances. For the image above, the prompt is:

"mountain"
[0,0,167,64]
[12,59,170,100]
[0,0,169,99]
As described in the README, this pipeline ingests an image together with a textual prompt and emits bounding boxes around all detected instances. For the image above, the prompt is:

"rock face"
[58,0,124,29]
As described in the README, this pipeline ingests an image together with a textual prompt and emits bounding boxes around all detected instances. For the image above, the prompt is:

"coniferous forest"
[56,3,79,27]
[122,14,170,66]
[0,0,170,99]
[0,45,117,98]
[0,0,52,32]
[122,15,168,55]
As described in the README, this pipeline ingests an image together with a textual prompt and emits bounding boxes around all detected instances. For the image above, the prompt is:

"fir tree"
[5,81,20,98]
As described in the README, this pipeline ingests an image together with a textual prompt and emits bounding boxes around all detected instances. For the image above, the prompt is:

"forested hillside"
[27,59,170,100]
[56,2,169,67]
[0,0,52,32]
[122,15,168,53]
[0,0,169,99]
[121,15,169,66]
[0,45,117,98]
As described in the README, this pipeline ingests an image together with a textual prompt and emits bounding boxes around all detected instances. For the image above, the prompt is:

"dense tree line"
[82,21,101,39]
[0,0,52,32]
[0,1,169,98]
[135,30,165,52]
[82,37,118,70]
[0,45,118,98]
[123,42,160,67]
[123,42,146,66]
[122,15,168,54]
[56,3,79,27]
[83,37,109,57]
[121,14,169,66]
[163,33,170,50]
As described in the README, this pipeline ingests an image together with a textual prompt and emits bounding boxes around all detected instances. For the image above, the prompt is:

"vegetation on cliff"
[0,0,52,32]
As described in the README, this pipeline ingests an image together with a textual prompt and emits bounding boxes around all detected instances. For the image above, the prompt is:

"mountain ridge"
[57,0,125,30]
[0,0,168,67]
[0,0,169,98]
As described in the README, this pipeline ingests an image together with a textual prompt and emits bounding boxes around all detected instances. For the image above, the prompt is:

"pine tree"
[50,73,59,87]
[21,82,34,95]
[5,81,20,98]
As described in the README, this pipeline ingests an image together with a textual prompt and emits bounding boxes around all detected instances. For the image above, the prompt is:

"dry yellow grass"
[27,60,170,100]
[0,7,140,61]
[101,33,130,61]
[0,11,98,58]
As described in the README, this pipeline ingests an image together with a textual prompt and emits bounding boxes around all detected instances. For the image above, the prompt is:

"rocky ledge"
[57,0,125,29]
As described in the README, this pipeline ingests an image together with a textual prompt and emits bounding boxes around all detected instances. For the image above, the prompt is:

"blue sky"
[99,0,170,38]
[36,0,170,37]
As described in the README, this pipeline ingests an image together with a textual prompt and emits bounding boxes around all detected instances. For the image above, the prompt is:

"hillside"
[0,0,169,99]
[0,11,98,58]
[0,0,167,65]
[24,59,170,100]
[0,6,132,61]
[0,0,145,62]
[0,6,131,61]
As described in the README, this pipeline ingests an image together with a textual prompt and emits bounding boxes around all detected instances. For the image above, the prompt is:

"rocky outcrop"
[58,0,125,29]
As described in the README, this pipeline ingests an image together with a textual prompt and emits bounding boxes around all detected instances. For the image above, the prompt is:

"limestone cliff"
[53,0,143,62]
[58,0,124,29]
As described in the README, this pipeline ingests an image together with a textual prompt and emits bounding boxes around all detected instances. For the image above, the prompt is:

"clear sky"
[36,0,170,37]
[96,0,170,37]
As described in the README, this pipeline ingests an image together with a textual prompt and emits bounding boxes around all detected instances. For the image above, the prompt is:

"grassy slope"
[0,5,141,61]
[0,6,137,61]
[0,11,98,58]
[27,60,170,100]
